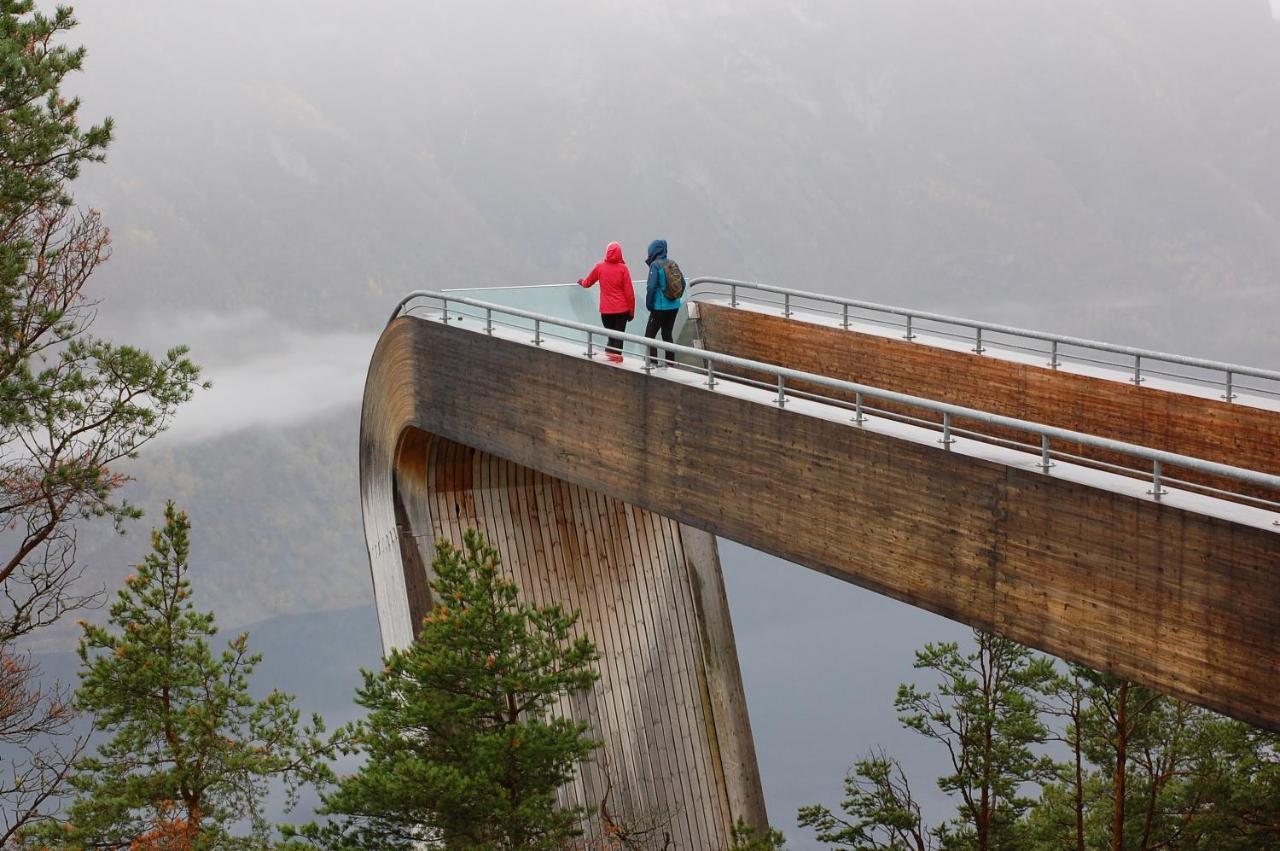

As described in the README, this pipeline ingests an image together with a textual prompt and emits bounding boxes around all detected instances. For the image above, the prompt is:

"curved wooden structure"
[362,294,1280,843]
[360,323,767,846]
[363,309,1280,719]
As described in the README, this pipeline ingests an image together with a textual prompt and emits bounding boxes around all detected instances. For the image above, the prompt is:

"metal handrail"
[685,276,1280,393]
[388,290,1280,503]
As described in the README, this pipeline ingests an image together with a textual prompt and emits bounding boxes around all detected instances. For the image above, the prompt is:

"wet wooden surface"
[400,434,758,847]
[364,316,1280,732]
[361,335,767,844]
[695,303,1280,504]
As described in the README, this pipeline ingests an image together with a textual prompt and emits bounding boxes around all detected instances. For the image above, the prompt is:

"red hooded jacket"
[578,242,635,317]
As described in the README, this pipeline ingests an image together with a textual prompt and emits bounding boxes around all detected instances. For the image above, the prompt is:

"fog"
[66,1,1280,360]
[102,310,375,443]
[38,0,1280,844]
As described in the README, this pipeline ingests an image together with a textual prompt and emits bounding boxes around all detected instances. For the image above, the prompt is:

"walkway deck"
[360,287,1280,843]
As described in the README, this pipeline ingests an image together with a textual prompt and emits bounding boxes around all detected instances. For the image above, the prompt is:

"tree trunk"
[1074,708,1086,851]
[186,802,201,848]
[1139,762,1158,851]
[978,782,990,851]
[978,642,993,851]
[1111,681,1129,851]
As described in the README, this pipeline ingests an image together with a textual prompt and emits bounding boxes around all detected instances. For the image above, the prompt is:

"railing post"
[783,292,792,318]
[1148,460,1167,501]
[705,358,717,389]
[1049,340,1060,369]
[584,330,594,358]
[730,283,739,307]
[904,314,916,341]
[1223,370,1236,403]
[776,375,786,407]
[643,350,653,374]
[1038,434,1054,473]
[841,303,850,331]
[533,319,542,346]
[973,327,985,355]
[440,298,450,323]
[485,307,493,335]
[852,392,866,425]
[1132,354,1144,385]
[939,412,955,448]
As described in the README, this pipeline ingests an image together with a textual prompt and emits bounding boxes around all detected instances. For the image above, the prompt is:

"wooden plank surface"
[385,430,762,846]
[363,316,1280,732]
[695,303,1280,503]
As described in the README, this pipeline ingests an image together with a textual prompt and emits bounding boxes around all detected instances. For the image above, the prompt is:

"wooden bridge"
[359,280,1280,846]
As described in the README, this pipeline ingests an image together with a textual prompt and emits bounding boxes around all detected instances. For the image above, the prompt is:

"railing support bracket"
[1148,460,1168,501]
[939,413,955,449]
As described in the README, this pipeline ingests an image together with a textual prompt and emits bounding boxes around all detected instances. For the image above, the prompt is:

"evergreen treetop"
[42,503,333,849]
[292,529,601,850]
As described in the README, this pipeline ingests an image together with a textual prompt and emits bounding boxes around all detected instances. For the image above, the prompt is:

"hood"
[605,242,624,263]
[646,239,668,266]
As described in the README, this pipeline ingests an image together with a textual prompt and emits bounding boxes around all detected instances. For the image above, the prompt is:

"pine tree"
[293,529,601,850]
[0,0,201,643]
[895,632,1056,850]
[1026,665,1093,851]
[797,750,933,850]
[808,631,1280,851]
[35,503,333,849]
[1074,672,1173,851]
[1170,713,1280,849]
[729,818,787,851]
[1028,672,1280,850]
[802,631,1055,851]
[0,5,203,833]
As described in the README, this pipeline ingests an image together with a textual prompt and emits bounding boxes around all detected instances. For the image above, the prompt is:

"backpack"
[662,259,685,300]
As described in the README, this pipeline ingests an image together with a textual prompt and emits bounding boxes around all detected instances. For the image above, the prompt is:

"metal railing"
[389,290,1280,520]
[686,277,1280,402]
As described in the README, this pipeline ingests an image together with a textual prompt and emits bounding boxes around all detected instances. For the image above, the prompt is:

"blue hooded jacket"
[645,239,681,312]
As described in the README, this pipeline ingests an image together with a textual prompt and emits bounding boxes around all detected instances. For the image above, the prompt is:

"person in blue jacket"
[644,238,681,367]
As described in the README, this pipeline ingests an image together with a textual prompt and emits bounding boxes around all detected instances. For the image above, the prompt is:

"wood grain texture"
[695,304,1280,503]
[363,316,1280,732]
[360,328,767,845]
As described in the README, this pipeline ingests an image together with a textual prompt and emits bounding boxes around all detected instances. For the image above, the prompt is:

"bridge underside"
[389,430,764,846]
[361,325,768,844]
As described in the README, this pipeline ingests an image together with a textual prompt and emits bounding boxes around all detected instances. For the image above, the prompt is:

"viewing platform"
[360,279,1280,845]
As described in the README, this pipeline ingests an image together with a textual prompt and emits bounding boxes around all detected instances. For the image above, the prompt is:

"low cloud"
[267,133,319,183]
[114,310,375,444]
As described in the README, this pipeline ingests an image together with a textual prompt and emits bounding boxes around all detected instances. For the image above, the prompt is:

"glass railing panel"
[442,281,658,356]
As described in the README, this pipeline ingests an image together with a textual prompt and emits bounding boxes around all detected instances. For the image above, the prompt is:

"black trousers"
[645,308,678,364]
[600,312,629,355]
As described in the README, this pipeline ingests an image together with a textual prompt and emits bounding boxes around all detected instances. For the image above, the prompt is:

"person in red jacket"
[578,241,635,363]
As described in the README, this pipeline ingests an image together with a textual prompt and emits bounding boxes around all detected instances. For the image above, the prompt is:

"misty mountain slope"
[61,0,1280,368]
[31,411,367,651]
[41,0,1280,643]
